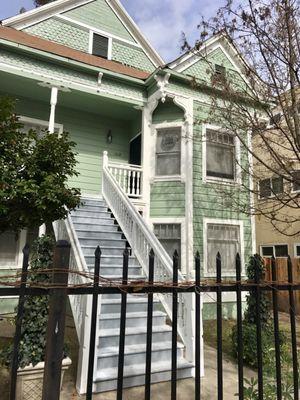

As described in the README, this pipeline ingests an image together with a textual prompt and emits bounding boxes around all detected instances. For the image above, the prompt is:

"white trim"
[260,244,289,258]
[56,14,142,49]
[203,218,245,278]
[247,130,256,254]
[19,115,63,134]
[88,31,112,60]
[129,132,141,143]
[150,217,187,274]
[152,121,186,183]
[257,176,284,200]
[294,243,300,258]
[202,124,241,185]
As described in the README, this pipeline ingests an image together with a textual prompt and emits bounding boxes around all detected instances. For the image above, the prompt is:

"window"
[156,127,181,176]
[154,223,181,268]
[0,232,18,267]
[259,176,283,198]
[261,244,288,258]
[291,170,300,192]
[214,64,226,81]
[294,244,300,258]
[206,223,241,275]
[269,113,281,126]
[92,33,109,59]
[206,129,235,180]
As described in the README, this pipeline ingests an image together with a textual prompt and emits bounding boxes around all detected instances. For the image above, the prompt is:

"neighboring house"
[254,100,300,259]
[0,0,253,393]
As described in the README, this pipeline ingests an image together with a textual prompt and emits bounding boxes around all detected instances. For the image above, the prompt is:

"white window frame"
[260,244,289,258]
[291,170,300,194]
[89,30,112,60]
[152,122,186,182]
[19,116,63,134]
[258,176,284,199]
[202,124,241,185]
[151,217,187,274]
[294,243,300,258]
[203,218,245,278]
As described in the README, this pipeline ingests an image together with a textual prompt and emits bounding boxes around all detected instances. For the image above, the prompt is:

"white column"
[48,86,58,133]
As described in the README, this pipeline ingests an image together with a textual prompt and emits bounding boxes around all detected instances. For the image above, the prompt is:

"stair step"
[75,224,119,233]
[71,210,112,218]
[72,216,116,225]
[80,242,127,253]
[97,266,142,276]
[93,360,194,392]
[76,230,123,239]
[78,205,110,213]
[99,311,166,329]
[97,341,183,369]
[101,297,158,314]
[98,325,172,347]
[85,255,138,266]
[81,198,106,206]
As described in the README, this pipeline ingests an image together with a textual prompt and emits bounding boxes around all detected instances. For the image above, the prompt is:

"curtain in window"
[0,232,18,267]
[156,128,181,176]
[207,224,240,275]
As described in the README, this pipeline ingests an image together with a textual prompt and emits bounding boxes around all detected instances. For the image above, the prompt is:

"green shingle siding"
[63,0,136,42]
[24,18,89,52]
[152,100,185,124]
[112,41,155,73]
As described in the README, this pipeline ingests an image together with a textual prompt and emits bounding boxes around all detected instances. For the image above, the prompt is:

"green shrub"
[0,235,60,368]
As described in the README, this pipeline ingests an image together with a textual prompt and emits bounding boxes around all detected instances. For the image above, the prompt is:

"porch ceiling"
[0,71,142,121]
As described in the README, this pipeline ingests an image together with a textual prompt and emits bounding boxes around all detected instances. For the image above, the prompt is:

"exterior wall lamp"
[107,129,112,144]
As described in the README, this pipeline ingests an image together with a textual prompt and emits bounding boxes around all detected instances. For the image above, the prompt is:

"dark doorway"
[129,133,141,165]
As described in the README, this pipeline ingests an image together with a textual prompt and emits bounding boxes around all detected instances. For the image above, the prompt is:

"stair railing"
[53,214,94,394]
[107,161,143,198]
[102,151,194,362]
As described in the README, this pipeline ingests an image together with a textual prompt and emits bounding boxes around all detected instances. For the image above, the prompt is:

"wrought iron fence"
[0,241,299,400]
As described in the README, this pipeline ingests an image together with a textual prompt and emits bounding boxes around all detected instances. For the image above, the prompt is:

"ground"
[0,313,298,399]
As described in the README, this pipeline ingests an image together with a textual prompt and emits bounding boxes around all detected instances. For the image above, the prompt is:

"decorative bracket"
[154,72,171,103]
[97,72,103,91]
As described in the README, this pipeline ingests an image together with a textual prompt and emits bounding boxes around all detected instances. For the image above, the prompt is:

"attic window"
[92,33,109,59]
[214,64,226,80]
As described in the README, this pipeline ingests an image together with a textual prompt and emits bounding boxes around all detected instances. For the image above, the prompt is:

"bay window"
[154,223,181,269]
[155,127,181,176]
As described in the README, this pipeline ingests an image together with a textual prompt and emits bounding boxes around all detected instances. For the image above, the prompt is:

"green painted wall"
[14,96,133,195]
[63,0,136,42]
[192,101,252,270]
[24,18,89,52]
[152,99,185,124]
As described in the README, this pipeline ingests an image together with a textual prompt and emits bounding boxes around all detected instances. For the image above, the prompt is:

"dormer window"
[92,33,109,59]
[214,64,226,81]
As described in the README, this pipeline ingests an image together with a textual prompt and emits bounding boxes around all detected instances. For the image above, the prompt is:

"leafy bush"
[0,235,63,368]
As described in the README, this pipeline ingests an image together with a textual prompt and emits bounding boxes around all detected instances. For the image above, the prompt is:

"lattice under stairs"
[70,198,194,393]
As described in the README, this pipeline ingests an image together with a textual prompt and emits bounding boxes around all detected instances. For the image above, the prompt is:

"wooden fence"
[265,257,300,314]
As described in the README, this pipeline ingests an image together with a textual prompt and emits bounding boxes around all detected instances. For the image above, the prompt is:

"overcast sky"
[0,0,225,62]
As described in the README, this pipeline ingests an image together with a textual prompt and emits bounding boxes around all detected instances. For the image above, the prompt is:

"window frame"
[202,124,241,185]
[19,116,63,135]
[291,170,300,193]
[151,217,186,273]
[89,30,112,60]
[152,122,185,182]
[260,244,289,258]
[294,243,300,258]
[203,218,245,278]
[258,176,284,199]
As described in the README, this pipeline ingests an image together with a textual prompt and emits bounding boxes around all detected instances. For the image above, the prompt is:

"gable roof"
[0,26,150,80]
[1,0,164,67]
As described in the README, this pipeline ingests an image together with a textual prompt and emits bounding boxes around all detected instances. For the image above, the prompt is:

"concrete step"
[71,210,112,219]
[93,360,194,392]
[72,216,116,225]
[75,223,119,233]
[101,297,158,314]
[98,325,172,347]
[97,341,184,369]
[99,311,166,329]
[76,230,123,240]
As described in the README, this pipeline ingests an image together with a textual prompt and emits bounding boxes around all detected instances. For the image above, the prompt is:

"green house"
[0,0,254,393]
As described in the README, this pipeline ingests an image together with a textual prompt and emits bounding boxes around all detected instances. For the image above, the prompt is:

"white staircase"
[70,198,194,392]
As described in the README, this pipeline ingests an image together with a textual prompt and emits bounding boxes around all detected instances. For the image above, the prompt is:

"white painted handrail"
[102,151,194,361]
[107,160,143,198]
[53,215,93,394]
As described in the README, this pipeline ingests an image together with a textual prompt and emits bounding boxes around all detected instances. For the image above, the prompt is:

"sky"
[0,0,225,62]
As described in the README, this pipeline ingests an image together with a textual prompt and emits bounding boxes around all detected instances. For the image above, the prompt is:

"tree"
[0,96,81,233]
[183,0,300,236]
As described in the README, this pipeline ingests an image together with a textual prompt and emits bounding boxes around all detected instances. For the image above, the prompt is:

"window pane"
[92,34,108,58]
[0,232,18,267]
[272,177,283,194]
[207,224,240,275]
[156,153,180,176]
[292,171,300,192]
[259,179,271,198]
[296,245,300,257]
[261,246,274,257]
[207,143,234,179]
[154,223,181,269]
[156,129,181,153]
[275,245,288,257]
[160,239,181,268]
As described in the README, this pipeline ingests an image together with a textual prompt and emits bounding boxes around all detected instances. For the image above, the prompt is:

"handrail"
[107,159,143,198]
[102,152,195,359]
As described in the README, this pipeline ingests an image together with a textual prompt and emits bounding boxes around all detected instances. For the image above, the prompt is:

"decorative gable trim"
[2,0,164,68]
